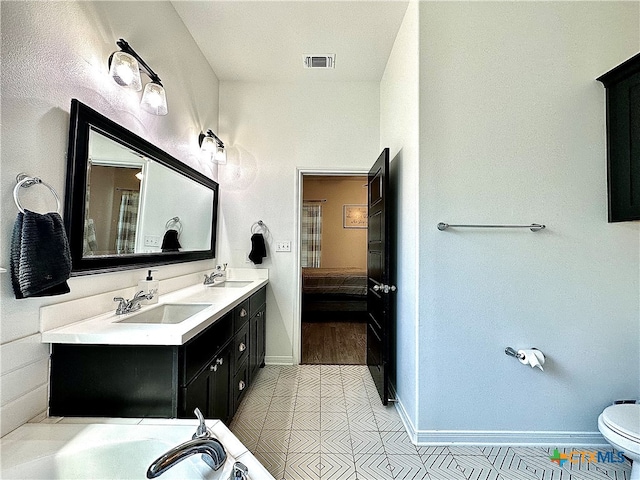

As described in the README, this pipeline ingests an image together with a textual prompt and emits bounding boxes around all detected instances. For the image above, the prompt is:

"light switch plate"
[144,235,161,247]
[275,241,291,252]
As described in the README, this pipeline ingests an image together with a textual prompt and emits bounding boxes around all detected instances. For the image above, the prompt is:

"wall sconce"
[108,39,168,116]
[199,130,227,164]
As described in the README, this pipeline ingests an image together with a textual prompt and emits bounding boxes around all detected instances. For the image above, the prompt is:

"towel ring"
[251,220,269,235]
[165,216,183,235]
[13,173,61,214]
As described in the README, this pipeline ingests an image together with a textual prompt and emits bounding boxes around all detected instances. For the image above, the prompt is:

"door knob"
[372,284,397,294]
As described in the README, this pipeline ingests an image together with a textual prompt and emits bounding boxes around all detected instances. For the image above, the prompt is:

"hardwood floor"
[301,321,366,365]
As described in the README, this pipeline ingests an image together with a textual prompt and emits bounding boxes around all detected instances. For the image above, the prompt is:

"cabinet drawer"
[233,299,250,332]
[232,359,249,412]
[180,312,232,385]
[233,322,249,374]
[249,286,266,317]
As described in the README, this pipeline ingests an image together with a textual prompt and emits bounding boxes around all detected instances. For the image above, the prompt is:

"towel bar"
[437,222,545,232]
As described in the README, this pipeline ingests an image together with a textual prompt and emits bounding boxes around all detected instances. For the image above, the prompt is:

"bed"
[301,267,368,319]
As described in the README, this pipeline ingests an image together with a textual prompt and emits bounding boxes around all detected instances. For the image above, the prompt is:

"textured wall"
[0,1,220,436]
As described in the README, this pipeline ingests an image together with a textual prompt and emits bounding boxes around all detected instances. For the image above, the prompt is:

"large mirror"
[65,99,219,274]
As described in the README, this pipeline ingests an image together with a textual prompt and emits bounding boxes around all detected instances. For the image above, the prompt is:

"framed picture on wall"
[343,204,368,229]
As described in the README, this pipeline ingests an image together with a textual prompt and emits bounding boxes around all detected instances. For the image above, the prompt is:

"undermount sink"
[212,281,252,288]
[115,303,213,324]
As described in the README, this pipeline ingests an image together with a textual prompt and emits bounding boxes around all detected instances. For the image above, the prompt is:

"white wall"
[379,1,420,433]
[0,1,220,436]
[417,2,639,442]
[217,81,380,363]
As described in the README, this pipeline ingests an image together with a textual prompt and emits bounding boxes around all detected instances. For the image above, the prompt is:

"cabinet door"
[607,73,640,221]
[181,366,210,419]
[234,299,250,332]
[250,307,266,380]
[598,53,640,222]
[233,321,250,375]
[181,343,231,422]
[209,343,231,424]
[232,358,249,414]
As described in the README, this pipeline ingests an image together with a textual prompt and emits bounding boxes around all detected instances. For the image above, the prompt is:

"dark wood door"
[367,148,395,405]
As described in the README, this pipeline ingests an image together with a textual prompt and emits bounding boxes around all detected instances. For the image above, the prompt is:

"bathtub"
[0,418,273,479]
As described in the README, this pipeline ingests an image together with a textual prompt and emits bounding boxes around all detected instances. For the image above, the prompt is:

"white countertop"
[40,277,268,346]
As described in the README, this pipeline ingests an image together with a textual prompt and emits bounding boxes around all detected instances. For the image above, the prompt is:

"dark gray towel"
[248,233,266,264]
[161,229,181,252]
[10,210,71,299]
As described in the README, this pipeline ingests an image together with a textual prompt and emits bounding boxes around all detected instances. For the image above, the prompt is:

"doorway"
[298,173,368,365]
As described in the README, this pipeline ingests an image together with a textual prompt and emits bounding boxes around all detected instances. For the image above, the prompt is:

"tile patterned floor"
[230,365,632,480]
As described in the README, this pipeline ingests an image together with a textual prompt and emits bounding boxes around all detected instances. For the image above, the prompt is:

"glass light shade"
[215,146,227,164]
[140,82,168,116]
[109,51,142,91]
[200,135,217,153]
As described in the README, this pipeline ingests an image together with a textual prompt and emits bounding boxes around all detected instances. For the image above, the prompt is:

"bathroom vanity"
[43,276,267,424]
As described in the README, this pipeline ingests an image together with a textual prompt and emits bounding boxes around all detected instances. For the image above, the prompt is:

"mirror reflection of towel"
[161,229,181,252]
[249,233,267,264]
[10,210,71,299]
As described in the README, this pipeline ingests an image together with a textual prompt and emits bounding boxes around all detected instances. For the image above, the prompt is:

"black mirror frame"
[65,99,219,275]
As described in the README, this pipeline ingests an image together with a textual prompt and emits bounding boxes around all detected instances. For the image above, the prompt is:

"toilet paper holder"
[505,347,524,359]
[505,346,546,371]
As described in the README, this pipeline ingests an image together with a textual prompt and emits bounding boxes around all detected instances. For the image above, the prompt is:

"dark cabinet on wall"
[49,286,267,424]
[597,52,640,222]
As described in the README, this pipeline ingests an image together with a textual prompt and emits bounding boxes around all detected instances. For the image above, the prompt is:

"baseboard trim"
[392,395,608,447]
[265,356,294,365]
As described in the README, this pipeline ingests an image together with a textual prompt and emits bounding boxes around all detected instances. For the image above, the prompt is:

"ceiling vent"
[303,54,335,69]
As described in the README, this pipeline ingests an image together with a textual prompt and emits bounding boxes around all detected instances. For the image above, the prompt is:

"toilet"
[598,403,640,480]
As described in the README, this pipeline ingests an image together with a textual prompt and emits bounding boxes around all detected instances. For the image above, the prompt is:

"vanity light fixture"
[108,39,168,116]
[198,130,227,164]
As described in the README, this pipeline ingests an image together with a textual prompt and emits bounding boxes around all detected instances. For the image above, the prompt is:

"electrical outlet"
[144,235,161,247]
[275,241,291,252]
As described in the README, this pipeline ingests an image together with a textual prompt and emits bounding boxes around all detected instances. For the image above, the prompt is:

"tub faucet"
[146,408,226,478]
[113,291,153,315]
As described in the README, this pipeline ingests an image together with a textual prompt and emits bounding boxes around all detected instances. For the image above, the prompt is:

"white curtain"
[301,204,322,268]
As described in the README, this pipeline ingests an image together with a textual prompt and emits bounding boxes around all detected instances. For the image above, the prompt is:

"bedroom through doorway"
[300,174,368,365]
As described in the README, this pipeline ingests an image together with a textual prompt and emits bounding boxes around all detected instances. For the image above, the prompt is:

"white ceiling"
[171,1,410,82]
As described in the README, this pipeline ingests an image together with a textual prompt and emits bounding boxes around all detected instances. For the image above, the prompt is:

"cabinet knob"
[256,312,263,317]
[240,308,247,318]
[238,343,246,352]
[210,364,218,372]
[216,357,224,365]
[238,380,246,391]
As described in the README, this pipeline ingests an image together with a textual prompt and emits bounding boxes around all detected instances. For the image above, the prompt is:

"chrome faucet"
[113,290,154,315]
[203,272,225,285]
[231,461,249,480]
[146,408,227,478]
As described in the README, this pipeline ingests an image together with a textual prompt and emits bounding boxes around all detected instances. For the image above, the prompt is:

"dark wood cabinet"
[49,286,267,424]
[597,52,640,222]
[181,342,231,422]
